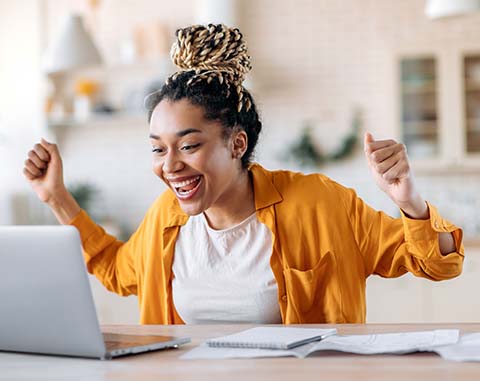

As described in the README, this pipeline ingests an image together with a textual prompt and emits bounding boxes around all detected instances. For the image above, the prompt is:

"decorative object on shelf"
[285,125,324,168]
[42,13,103,127]
[92,102,116,115]
[42,14,102,74]
[73,78,99,121]
[284,109,362,168]
[425,0,480,19]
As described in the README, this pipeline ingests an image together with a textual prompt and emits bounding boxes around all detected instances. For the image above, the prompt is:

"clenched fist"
[364,132,428,220]
[23,139,80,224]
[23,138,65,203]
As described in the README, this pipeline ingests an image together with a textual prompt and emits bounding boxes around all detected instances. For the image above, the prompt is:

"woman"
[23,24,463,325]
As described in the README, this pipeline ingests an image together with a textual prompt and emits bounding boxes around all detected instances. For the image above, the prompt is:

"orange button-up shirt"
[70,164,464,324]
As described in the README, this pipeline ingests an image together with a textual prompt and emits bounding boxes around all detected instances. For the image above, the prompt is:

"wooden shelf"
[401,80,436,94]
[69,57,173,76]
[402,120,438,135]
[47,113,147,129]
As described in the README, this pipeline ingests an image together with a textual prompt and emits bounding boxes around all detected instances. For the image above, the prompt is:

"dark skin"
[149,99,255,229]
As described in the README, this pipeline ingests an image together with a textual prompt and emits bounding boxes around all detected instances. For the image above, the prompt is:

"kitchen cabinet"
[464,55,480,154]
[397,50,480,172]
[400,57,439,159]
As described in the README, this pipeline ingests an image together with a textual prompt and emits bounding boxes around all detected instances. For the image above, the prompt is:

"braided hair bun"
[168,24,252,112]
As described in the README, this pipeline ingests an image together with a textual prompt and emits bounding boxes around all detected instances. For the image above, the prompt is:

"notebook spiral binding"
[206,341,286,349]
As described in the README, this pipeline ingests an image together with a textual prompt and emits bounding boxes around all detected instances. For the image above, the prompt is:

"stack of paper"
[181,327,474,361]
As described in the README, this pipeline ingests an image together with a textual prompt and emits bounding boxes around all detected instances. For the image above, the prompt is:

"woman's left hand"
[364,132,428,219]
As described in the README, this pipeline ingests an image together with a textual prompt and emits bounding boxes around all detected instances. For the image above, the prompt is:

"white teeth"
[178,188,195,195]
[169,176,200,188]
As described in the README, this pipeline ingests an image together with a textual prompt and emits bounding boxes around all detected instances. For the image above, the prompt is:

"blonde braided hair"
[167,24,252,113]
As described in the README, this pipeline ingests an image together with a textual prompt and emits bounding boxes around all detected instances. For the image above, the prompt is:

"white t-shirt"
[172,212,282,324]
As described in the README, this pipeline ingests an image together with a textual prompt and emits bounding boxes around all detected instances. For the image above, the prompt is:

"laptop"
[0,225,190,360]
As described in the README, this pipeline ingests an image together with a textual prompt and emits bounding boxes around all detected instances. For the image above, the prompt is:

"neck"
[203,169,255,230]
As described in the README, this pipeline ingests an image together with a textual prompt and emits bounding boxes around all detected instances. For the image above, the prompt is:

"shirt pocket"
[283,251,344,323]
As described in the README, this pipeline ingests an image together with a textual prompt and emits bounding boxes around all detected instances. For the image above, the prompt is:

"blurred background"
[1,0,480,324]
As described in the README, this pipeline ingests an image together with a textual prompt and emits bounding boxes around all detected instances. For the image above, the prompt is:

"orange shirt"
[70,164,464,324]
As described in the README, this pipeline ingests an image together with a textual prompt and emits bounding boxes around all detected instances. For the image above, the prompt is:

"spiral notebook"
[205,327,337,350]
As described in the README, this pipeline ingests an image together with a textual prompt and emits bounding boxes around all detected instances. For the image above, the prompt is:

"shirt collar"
[249,163,283,210]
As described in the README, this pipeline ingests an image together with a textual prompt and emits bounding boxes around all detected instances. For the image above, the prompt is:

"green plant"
[284,109,362,168]
[68,182,99,216]
[285,125,325,167]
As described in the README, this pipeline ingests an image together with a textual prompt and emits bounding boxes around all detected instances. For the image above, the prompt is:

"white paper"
[181,344,304,360]
[310,329,459,355]
[432,333,480,362]
[181,329,460,360]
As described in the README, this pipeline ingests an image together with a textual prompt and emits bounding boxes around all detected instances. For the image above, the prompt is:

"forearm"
[47,188,82,225]
[397,193,429,220]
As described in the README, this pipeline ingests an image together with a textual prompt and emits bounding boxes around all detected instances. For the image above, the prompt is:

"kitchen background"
[1,0,480,324]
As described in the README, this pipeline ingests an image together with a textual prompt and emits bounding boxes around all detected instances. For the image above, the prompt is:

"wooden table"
[1,324,479,381]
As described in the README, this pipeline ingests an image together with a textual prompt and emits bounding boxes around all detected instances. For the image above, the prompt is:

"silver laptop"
[0,225,190,360]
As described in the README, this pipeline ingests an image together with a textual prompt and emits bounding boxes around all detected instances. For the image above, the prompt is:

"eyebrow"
[149,128,203,140]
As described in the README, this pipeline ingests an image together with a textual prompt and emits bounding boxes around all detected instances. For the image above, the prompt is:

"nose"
[162,150,184,174]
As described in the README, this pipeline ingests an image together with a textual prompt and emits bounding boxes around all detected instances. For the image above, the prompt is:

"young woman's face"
[149,99,245,216]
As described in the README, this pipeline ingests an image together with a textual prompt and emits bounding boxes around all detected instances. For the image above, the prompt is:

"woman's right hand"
[23,138,66,204]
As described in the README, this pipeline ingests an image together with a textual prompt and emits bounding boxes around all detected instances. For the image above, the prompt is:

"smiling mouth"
[169,175,202,198]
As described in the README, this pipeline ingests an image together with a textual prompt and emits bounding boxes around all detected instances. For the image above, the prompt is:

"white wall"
[0,1,45,200]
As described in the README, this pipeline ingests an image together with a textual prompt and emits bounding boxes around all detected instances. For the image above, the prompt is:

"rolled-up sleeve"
[400,202,464,280]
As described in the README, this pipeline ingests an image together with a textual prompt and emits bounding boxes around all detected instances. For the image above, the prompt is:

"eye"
[181,143,201,151]
[151,147,165,154]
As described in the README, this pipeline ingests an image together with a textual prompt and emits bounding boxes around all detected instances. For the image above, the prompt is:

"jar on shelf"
[74,78,99,121]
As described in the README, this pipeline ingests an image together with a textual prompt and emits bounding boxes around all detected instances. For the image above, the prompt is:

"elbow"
[427,254,464,281]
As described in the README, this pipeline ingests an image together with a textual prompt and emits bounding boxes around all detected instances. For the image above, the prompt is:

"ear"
[231,129,248,159]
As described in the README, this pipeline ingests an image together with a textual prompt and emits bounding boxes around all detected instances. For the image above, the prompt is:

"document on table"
[433,333,480,362]
[181,329,460,360]
[308,329,459,355]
